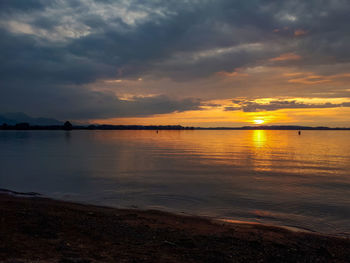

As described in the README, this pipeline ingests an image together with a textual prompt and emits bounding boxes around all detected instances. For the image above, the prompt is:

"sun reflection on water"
[2,130,350,233]
[252,130,267,148]
[92,130,350,176]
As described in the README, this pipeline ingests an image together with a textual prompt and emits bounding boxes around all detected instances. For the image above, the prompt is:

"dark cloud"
[0,0,46,13]
[224,106,241,111]
[0,80,200,119]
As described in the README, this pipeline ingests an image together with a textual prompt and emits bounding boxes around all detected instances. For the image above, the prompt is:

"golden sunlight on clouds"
[91,106,350,127]
[90,101,291,127]
[88,94,350,127]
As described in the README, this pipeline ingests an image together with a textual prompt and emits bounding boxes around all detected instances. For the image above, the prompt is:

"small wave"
[0,188,41,197]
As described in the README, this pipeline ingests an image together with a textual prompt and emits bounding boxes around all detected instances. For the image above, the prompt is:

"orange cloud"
[269,53,301,62]
[287,72,350,85]
[283,72,306,77]
[294,29,308,36]
[104,79,123,83]
[288,75,331,85]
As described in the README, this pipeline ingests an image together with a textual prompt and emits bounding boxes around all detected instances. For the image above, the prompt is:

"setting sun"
[253,119,265,125]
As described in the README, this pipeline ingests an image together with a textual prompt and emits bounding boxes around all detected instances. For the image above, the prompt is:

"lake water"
[1,130,350,235]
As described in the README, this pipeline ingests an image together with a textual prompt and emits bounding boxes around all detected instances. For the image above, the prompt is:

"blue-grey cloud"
[0,80,201,119]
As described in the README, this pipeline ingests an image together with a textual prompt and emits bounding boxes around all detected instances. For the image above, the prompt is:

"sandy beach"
[0,191,349,263]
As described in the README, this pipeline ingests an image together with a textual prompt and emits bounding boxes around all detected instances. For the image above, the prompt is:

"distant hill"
[0,112,62,126]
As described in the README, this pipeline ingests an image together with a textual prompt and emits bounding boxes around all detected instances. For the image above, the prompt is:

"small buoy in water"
[298,131,301,135]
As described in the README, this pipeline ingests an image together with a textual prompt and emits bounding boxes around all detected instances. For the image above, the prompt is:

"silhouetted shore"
[0,123,194,130]
[1,123,350,130]
[1,192,349,263]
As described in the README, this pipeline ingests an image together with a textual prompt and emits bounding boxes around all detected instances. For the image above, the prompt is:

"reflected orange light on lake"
[92,129,350,176]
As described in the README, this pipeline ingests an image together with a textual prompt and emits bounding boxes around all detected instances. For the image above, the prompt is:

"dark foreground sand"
[0,192,349,263]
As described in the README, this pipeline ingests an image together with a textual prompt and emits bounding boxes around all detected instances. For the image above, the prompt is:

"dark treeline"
[0,122,194,131]
[1,122,350,131]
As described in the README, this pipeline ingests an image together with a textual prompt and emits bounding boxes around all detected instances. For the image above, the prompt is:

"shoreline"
[2,188,345,237]
[1,191,350,262]
[0,188,323,235]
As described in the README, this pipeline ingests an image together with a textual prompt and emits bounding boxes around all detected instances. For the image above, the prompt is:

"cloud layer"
[1,0,350,122]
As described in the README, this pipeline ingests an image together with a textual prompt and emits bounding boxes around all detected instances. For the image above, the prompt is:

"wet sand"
[0,192,349,263]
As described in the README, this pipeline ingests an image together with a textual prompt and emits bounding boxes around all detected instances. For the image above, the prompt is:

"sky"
[1,0,350,127]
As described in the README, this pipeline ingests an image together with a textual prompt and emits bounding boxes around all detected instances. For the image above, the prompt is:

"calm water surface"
[1,130,350,235]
